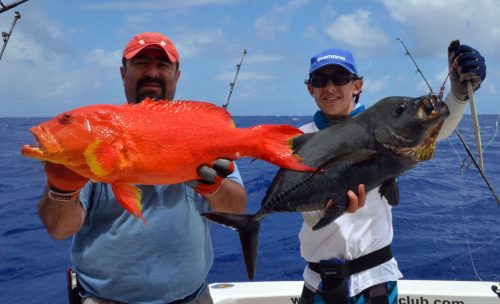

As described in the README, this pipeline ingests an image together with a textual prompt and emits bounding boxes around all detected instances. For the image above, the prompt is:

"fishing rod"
[396,37,499,204]
[0,9,21,61]
[0,0,28,14]
[396,38,436,98]
[222,49,247,110]
[455,129,499,203]
[467,80,484,171]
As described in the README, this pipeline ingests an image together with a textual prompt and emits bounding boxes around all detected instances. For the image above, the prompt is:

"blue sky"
[0,0,499,117]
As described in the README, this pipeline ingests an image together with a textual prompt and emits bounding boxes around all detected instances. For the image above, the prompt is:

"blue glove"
[448,40,486,101]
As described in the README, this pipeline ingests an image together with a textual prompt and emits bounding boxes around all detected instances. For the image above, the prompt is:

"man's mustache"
[137,76,165,88]
[135,76,166,103]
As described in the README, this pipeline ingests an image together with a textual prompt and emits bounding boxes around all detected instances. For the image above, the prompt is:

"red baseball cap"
[122,32,179,63]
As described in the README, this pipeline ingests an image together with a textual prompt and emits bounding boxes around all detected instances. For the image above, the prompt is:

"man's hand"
[345,184,366,213]
[448,40,486,101]
[186,159,235,196]
[44,162,89,193]
[302,184,366,227]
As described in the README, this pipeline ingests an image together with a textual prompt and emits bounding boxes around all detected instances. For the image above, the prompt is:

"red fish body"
[22,98,314,220]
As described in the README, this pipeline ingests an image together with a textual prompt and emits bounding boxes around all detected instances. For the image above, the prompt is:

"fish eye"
[395,103,407,114]
[60,113,74,124]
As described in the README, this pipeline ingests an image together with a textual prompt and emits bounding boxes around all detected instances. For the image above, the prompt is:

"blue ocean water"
[1,115,499,303]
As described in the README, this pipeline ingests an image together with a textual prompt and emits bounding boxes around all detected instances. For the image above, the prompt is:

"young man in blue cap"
[299,42,486,304]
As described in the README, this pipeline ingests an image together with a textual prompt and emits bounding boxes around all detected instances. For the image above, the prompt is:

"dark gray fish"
[203,95,449,280]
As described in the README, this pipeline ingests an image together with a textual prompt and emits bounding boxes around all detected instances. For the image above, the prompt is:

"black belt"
[308,244,393,277]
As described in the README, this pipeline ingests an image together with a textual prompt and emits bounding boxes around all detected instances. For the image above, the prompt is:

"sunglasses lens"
[310,74,355,88]
[334,76,352,86]
[311,76,327,88]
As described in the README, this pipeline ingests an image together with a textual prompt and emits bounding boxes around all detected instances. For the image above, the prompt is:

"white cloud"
[380,0,500,58]
[85,49,122,69]
[324,9,390,57]
[255,0,310,40]
[216,71,275,82]
[244,53,283,64]
[363,75,390,94]
[174,28,225,58]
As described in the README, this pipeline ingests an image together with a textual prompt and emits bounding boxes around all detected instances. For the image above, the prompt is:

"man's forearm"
[204,179,247,214]
[437,92,467,141]
[38,186,85,240]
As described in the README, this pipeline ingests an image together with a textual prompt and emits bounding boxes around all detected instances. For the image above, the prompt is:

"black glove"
[448,40,486,101]
[186,159,235,195]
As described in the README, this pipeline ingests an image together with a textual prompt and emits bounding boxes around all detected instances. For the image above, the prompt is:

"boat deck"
[210,280,500,304]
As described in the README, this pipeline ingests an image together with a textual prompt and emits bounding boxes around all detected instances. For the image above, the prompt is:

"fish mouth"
[385,95,450,163]
[416,94,449,121]
[21,126,62,161]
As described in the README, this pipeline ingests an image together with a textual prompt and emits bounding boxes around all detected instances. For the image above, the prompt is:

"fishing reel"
[2,32,9,42]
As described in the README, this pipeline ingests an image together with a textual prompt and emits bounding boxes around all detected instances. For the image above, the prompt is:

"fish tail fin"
[111,183,147,224]
[245,125,316,172]
[202,212,263,280]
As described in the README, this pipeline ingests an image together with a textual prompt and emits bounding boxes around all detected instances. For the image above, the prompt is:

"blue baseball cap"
[309,48,359,76]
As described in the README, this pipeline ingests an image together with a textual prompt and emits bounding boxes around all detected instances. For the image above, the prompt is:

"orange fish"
[22,98,314,221]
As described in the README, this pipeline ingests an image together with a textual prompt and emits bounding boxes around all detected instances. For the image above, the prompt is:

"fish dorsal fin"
[84,140,123,177]
[129,98,235,126]
[379,179,399,206]
[111,183,146,223]
[316,149,378,174]
[291,133,315,152]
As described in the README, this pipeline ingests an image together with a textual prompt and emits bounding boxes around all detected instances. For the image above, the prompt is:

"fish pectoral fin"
[312,198,345,231]
[379,179,400,206]
[291,133,315,152]
[84,140,123,177]
[111,183,146,223]
[315,149,378,175]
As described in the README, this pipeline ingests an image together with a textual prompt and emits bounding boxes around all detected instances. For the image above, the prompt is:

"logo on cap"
[316,54,346,63]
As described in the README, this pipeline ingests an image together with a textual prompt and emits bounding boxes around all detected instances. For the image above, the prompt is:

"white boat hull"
[210,280,500,304]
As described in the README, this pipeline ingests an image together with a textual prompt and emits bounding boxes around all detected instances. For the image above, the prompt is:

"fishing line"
[483,112,500,151]
[460,198,482,282]
[455,157,500,292]
[460,112,499,170]
[452,143,486,283]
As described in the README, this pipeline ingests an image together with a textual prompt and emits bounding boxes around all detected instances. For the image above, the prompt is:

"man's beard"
[135,76,166,103]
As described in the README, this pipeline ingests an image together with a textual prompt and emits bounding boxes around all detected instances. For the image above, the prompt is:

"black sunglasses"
[307,73,357,88]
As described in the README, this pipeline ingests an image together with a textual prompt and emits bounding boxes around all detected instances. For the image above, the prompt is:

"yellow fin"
[111,183,146,223]
[84,140,122,177]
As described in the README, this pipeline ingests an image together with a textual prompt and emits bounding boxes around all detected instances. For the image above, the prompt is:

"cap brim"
[124,43,177,63]
[310,62,356,75]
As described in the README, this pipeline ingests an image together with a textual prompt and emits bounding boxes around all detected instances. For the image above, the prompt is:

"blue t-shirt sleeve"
[78,181,94,212]
[227,161,243,186]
